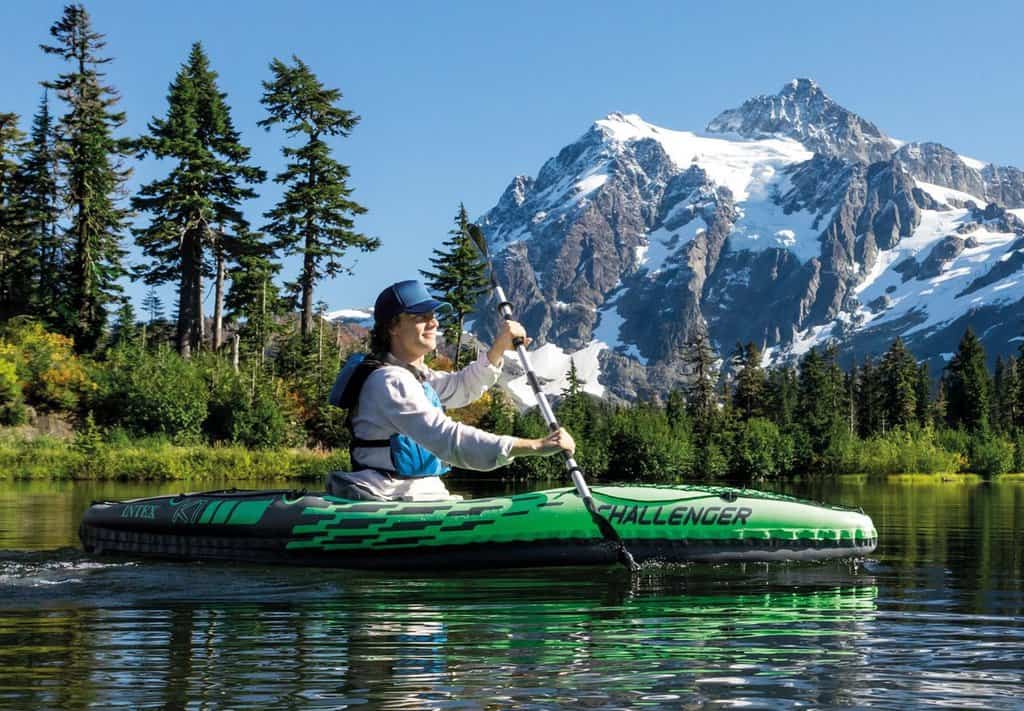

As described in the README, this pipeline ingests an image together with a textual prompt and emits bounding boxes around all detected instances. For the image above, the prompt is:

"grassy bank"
[0,432,349,481]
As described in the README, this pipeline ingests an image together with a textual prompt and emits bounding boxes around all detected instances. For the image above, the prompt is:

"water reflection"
[0,478,1022,708]
[0,557,884,708]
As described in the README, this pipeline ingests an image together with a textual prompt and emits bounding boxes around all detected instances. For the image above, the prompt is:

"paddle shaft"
[469,222,637,570]
[492,284,593,501]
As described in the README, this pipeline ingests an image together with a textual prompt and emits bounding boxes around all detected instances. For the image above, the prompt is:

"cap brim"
[405,298,451,315]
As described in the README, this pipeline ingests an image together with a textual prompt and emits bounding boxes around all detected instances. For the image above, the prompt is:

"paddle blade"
[467,223,489,259]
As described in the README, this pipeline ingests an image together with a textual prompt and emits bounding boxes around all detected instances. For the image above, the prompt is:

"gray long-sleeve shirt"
[343,352,515,500]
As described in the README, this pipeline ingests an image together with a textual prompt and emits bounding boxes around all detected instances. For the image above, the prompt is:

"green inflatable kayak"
[79,484,878,569]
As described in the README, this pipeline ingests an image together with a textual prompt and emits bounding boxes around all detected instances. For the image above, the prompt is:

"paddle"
[467,223,640,572]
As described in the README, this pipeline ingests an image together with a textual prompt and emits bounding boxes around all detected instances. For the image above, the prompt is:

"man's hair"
[369,315,400,355]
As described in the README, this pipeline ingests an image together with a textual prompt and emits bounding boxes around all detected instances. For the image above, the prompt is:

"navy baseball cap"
[374,280,450,323]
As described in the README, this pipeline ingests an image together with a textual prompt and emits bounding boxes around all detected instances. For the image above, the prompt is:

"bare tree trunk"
[177,259,193,358]
[213,247,224,350]
[232,333,239,373]
[300,248,314,338]
[454,314,464,370]
[193,259,204,354]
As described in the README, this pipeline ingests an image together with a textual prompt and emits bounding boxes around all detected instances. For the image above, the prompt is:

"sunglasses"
[404,311,438,324]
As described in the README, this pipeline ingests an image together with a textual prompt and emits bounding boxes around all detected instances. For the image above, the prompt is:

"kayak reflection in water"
[327,279,575,502]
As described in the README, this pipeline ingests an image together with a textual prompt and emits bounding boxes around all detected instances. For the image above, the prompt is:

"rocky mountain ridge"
[472,80,1024,403]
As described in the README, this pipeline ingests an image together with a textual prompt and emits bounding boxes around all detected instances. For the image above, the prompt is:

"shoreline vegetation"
[1,318,1024,484]
[0,429,1020,483]
[0,435,1021,483]
[0,430,348,482]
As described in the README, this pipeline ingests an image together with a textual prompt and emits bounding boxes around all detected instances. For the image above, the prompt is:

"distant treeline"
[489,328,1024,481]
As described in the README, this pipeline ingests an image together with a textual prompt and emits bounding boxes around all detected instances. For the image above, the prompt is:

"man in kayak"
[327,279,575,501]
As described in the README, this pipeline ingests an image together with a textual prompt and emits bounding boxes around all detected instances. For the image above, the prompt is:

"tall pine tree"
[992,355,1017,434]
[731,341,766,419]
[224,234,286,366]
[880,337,919,430]
[680,329,719,427]
[943,327,991,432]
[420,206,488,368]
[15,93,62,322]
[41,4,131,351]
[133,42,265,357]
[259,56,378,339]
[0,112,27,318]
[797,346,845,454]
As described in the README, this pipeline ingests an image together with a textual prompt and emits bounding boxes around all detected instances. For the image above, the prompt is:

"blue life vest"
[329,353,451,478]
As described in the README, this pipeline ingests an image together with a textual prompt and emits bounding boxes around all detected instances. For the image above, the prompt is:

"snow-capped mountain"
[473,79,1024,402]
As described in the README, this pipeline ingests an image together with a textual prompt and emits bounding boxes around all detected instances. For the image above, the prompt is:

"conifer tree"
[141,286,165,325]
[133,42,265,358]
[665,388,686,429]
[15,93,62,321]
[915,362,932,427]
[110,298,138,347]
[992,355,1017,434]
[765,365,798,429]
[1017,341,1024,431]
[943,327,990,432]
[680,329,718,426]
[731,341,766,419]
[259,55,378,339]
[41,4,132,351]
[880,337,919,430]
[225,243,287,367]
[855,357,883,436]
[420,206,489,368]
[0,112,27,318]
[797,347,844,452]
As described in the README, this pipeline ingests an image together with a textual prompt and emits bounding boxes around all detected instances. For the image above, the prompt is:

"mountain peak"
[706,79,895,164]
[785,77,821,94]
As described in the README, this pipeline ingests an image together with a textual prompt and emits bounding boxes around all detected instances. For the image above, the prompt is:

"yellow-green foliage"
[0,345,25,424]
[835,425,966,477]
[2,322,93,411]
[0,431,350,480]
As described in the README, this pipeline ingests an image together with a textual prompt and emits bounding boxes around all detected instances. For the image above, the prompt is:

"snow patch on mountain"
[591,289,646,363]
[500,342,606,408]
[959,154,987,171]
[914,180,983,207]
[638,223,704,274]
[327,308,374,327]
[780,205,1024,352]
[596,113,812,201]
[729,173,826,263]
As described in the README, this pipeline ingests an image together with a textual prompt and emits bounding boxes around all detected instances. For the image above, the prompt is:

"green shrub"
[842,426,962,476]
[0,349,26,425]
[969,435,1014,478]
[2,322,92,412]
[606,407,693,482]
[122,350,209,440]
[231,385,298,449]
[731,417,794,480]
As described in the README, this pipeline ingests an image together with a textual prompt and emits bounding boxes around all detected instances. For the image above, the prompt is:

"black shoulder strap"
[338,356,387,410]
[344,357,392,464]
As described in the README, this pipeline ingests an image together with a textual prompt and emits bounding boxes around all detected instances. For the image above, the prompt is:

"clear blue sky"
[1,0,1019,312]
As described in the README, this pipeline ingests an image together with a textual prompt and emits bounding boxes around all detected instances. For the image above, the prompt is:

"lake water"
[1,477,1021,709]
